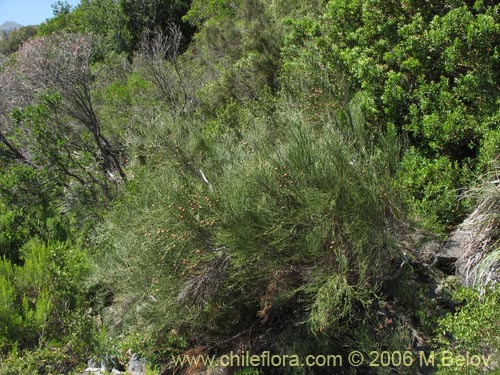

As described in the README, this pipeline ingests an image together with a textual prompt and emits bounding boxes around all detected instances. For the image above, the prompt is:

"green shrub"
[185,0,284,112]
[0,25,38,55]
[435,284,500,375]
[93,96,405,370]
[397,148,468,232]
[279,0,500,229]
[0,239,93,354]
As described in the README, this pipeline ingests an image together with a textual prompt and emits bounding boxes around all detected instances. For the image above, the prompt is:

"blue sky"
[0,0,81,26]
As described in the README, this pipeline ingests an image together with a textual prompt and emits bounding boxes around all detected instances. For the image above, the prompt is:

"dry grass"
[177,253,231,307]
[457,164,500,288]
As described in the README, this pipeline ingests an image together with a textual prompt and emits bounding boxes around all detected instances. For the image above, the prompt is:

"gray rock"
[82,355,125,375]
[102,354,126,372]
[436,228,470,277]
[81,368,105,375]
[195,366,233,375]
[128,354,146,375]
[87,359,101,369]
[81,367,125,375]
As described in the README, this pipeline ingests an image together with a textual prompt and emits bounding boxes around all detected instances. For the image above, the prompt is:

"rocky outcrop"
[435,229,469,278]
[127,352,146,375]
[80,353,145,375]
[435,176,500,287]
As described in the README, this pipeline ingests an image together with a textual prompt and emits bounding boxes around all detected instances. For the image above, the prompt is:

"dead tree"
[16,32,126,183]
[137,25,195,115]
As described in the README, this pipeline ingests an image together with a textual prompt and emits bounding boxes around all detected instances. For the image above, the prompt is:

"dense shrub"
[0,239,90,350]
[435,284,500,375]
[92,97,406,370]
[280,0,500,229]
[4,0,500,373]
[0,239,98,374]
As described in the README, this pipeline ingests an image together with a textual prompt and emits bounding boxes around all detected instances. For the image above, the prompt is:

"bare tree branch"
[137,25,194,114]
[16,32,126,183]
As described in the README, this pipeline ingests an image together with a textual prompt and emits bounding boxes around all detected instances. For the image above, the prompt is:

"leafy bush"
[398,148,468,232]
[0,239,97,371]
[435,284,500,375]
[0,162,75,263]
[0,25,38,55]
[280,0,500,229]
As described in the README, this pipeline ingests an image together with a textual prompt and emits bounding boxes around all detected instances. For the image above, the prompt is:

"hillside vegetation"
[1,1,500,374]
